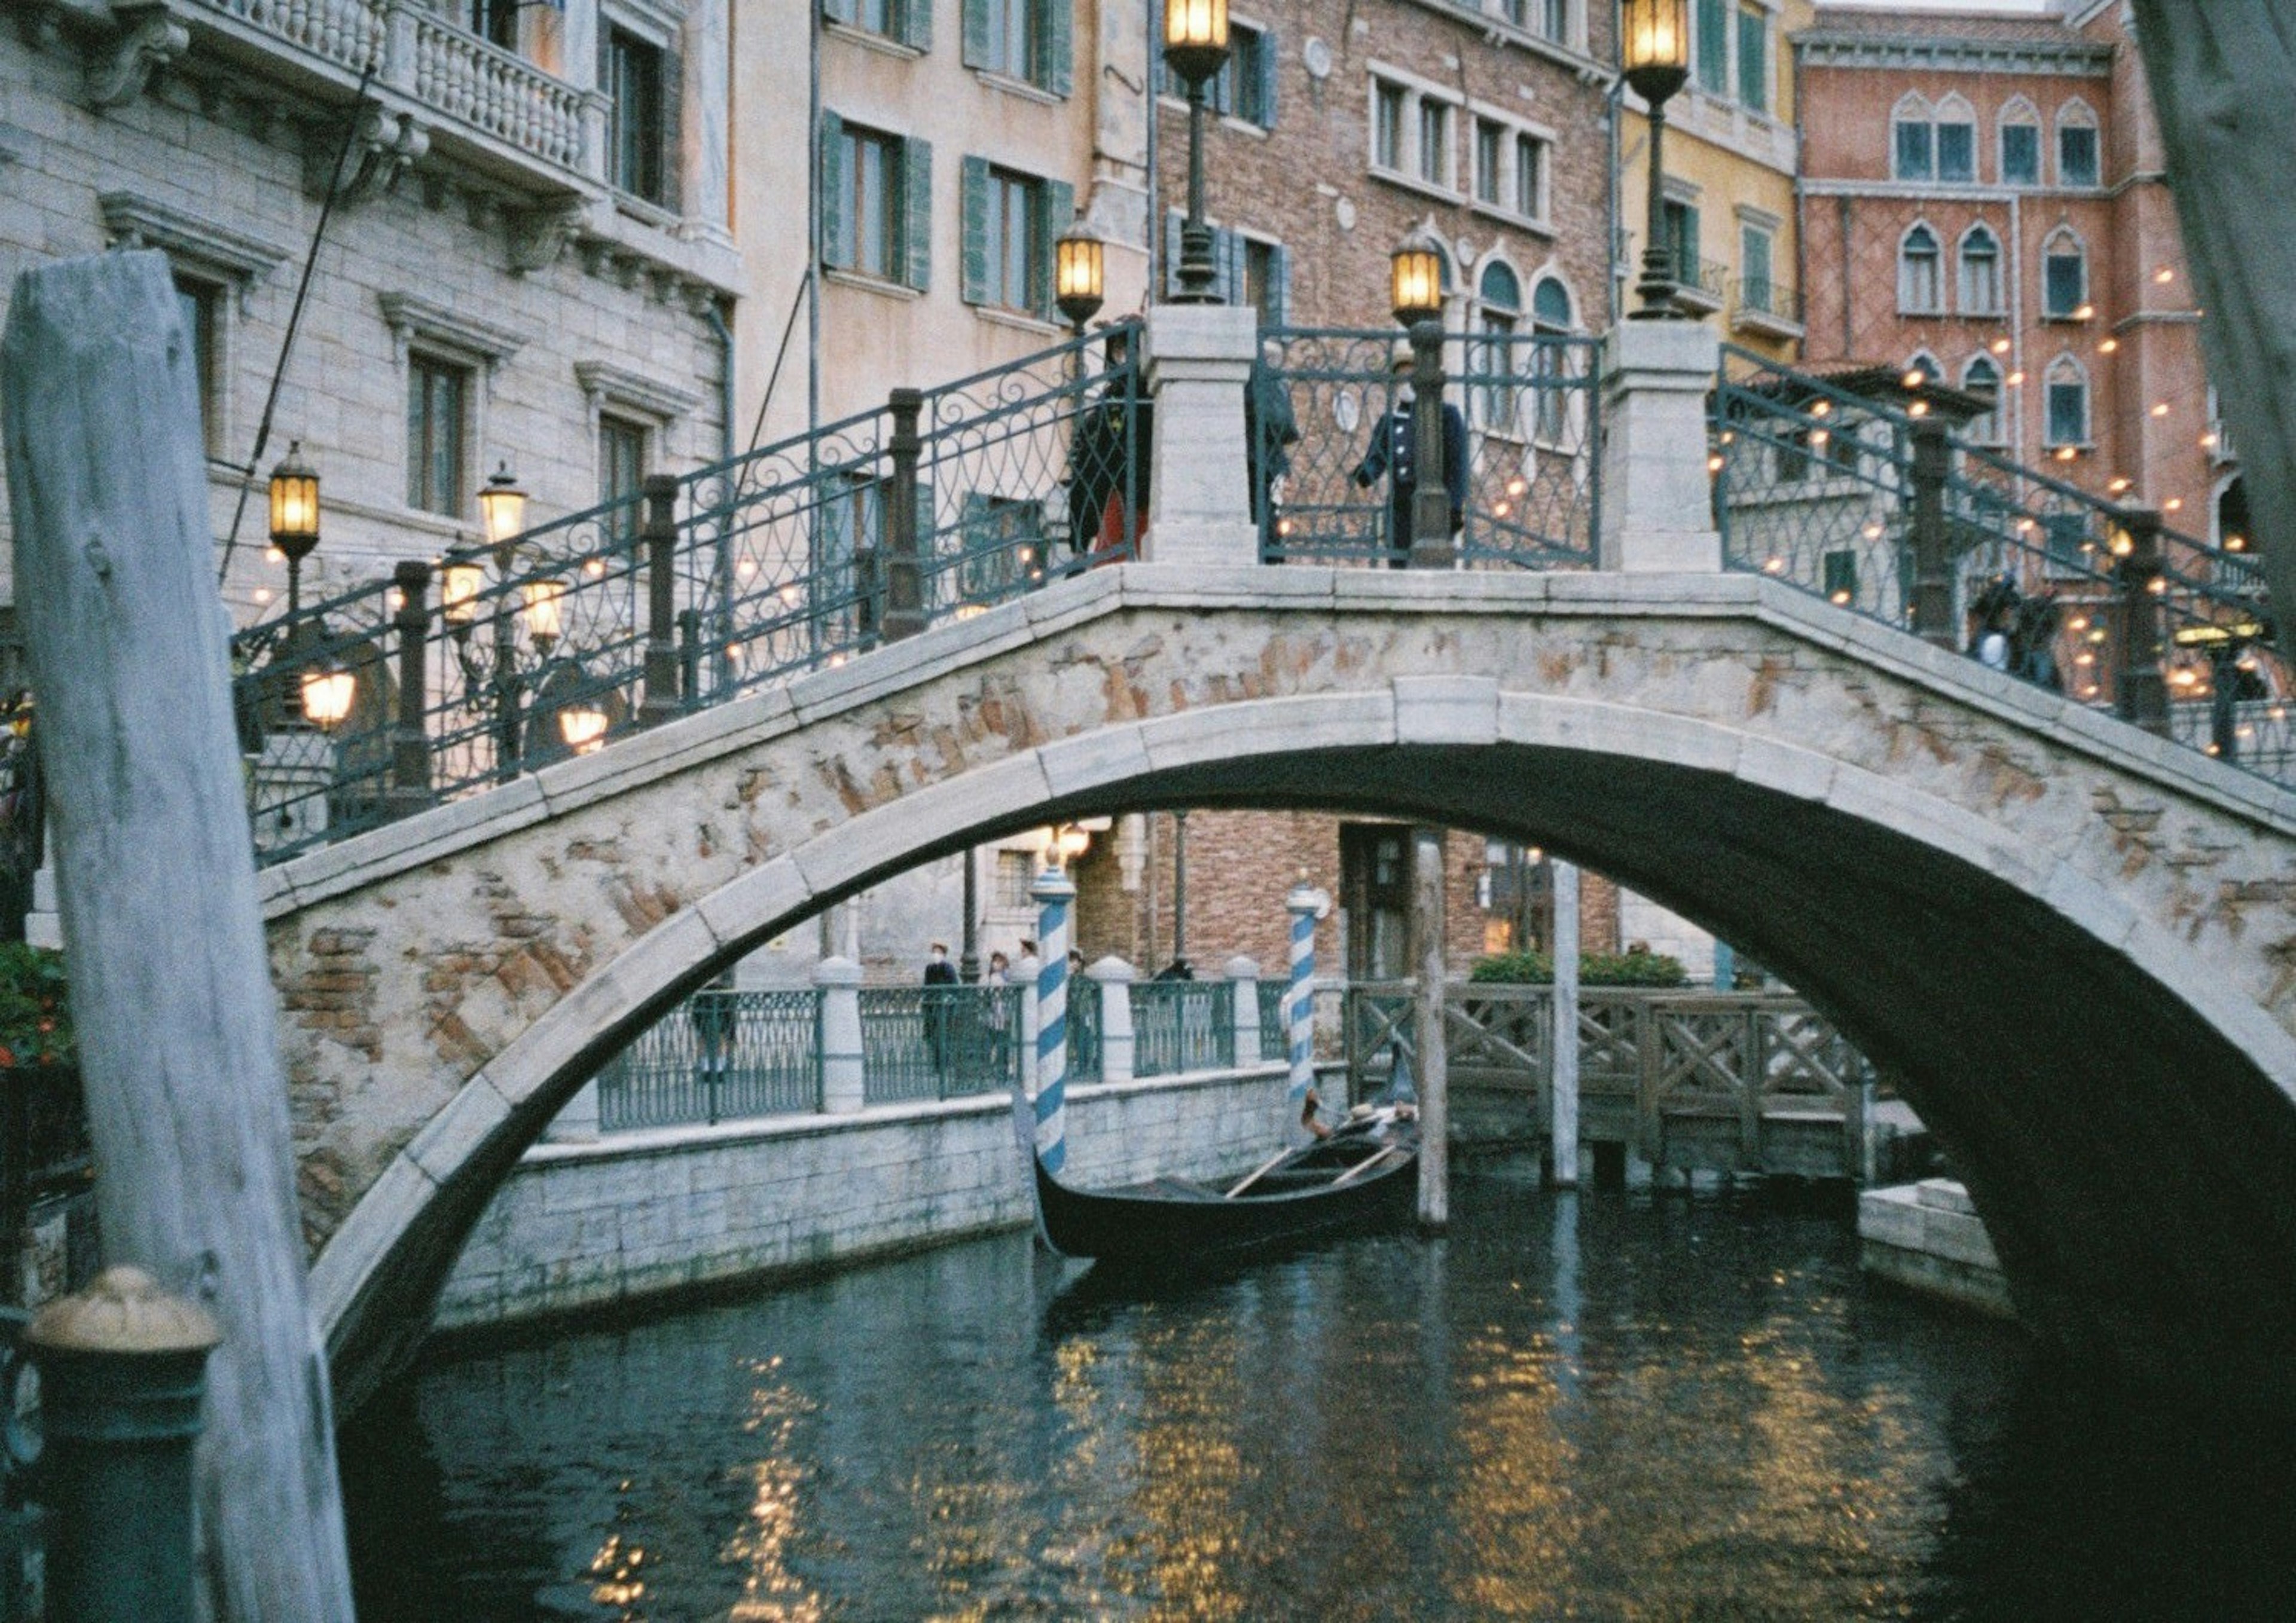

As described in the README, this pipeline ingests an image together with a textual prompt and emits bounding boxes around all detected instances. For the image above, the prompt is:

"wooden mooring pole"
[0,252,358,1620]
[1549,860,1580,1188]
[1412,826,1448,1229]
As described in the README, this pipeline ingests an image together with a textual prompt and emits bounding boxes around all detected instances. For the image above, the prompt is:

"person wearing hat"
[1351,338,1469,567]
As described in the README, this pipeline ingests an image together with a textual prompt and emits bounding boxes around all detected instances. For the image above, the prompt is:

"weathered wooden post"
[0,251,358,1619]
[883,387,926,640]
[639,471,683,726]
[1549,860,1581,1188]
[1411,827,1449,1228]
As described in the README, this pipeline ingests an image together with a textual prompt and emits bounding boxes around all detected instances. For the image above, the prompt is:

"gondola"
[1028,1105,1420,1264]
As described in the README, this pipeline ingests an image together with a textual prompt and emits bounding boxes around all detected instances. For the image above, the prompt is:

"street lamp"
[1621,0,1692,319]
[267,441,320,615]
[1055,221,1106,333]
[478,461,529,546]
[298,659,355,732]
[1391,239,1445,327]
[1163,0,1231,303]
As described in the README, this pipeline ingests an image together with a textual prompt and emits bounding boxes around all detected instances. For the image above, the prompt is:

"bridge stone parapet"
[264,566,2296,1411]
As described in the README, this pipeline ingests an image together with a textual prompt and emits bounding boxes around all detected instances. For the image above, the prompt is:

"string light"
[1763,556,1786,574]
[1990,338,2011,355]
[2005,370,2025,386]
[2098,337,2118,354]
[2108,476,2133,494]
[2151,401,2170,418]
[2154,266,2176,285]
[2163,497,2184,512]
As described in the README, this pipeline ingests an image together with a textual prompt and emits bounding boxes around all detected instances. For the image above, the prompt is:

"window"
[1907,351,1942,385]
[2045,356,2089,446]
[823,116,932,290]
[994,849,1035,909]
[2042,511,2089,573]
[2057,103,2100,187]
[1531,276,1574,445]
[2042,230,2087,318]
[963,0,1071,95]
[958,493,1042,600]
[1162,216,1289,312]
[1962,356,2002,445]
[1374,82,1405,172]
[1475,120,1503,207]
[606,28,665,204]
[1476,261,1521,432]
[1504,0,1570,41]
[963,158,1072,317]
[469,0,515,50]
[1936,97,1976,183]
[1893,96,1934,181]
[1739,223,1773,314]
[2000,99,2040,185]
[1899,224,1942,314]
[173,276,221,453]
[1736,5,1767,114]
[1695,0,1728,96]
[1662,199,1700,287]
[1416,99,1449,187]
[824,0,930,47]
[1242,237,1286,327]
[1207,22,1275,128]
[407,356,468,516]
[1958,224,2002,316]
[1514,133,1544,220]
[600,417,646,541]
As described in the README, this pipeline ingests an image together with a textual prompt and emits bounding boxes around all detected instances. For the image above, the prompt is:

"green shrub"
[1468,947,1688,988]
[0,944,72,1066]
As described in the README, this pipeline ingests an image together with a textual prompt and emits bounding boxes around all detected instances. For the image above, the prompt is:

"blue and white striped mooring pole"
[1030,866,1078,1174]
[1286,880,1324,1132]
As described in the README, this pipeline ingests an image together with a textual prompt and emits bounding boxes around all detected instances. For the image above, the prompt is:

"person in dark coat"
[1065,327,1153,568]
[1245,344,1300,539]
[1352,343,1468,567]
[923,942,958,1074]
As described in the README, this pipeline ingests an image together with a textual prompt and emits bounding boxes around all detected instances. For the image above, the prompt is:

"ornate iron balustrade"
[1133,980,1234,1077]
[859,985,1023,1105]
[234,323,1141,864]
[1255,327,1601,570]
[1256,979,1288,1062]
[594,989,821,1131]
[1066,976,1103,1086]
[1712,346,2291,785]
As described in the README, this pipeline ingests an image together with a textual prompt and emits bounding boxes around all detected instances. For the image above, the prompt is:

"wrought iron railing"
[1133,980,1234,1077]
[1712,346,2292,785]
[859,985,1022,1105]
[1257,979,1289,1062]
[235,324,1141,864]
[595,989,821,1131]
[1732,277,1803,327]
[1254,327,1601,569]
[1065,975,1104,1086]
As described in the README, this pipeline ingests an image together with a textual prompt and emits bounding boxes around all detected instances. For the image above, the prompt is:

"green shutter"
[902,137,933,291]
[1162,209,1184,298]
[1039,176,1074,317]
[820,110,848,268]
[1270,243,1292,326]
[823,0,854,23]
[1255,29,1278,128]
[1040,0,1072,96]
[898,0,931,51]
[1212,226,1243,306]
[960,155,990,304]
[961,0,988,68]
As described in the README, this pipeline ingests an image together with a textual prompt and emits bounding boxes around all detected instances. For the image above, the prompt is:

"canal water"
[340,1159,2296,1620]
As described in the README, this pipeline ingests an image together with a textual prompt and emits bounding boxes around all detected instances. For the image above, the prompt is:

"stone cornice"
[573,360,703,421]
[1793,33,2114,78]
[377,291,529,368]
[99,190,292,284]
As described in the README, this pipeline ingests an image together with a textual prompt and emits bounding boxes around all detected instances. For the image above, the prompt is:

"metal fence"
[859,985,1023,1105]
[234,324,1142,865]
[1133,980,1235,1077]
[1067,976,1104,1086]
[1257,979,1289,1062]
[1254,327,1601,569]
[594,989,822,1130]
[1713,346,2294,785]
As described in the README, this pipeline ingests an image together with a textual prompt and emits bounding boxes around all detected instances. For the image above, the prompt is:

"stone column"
[1029,870,1077,1173]
[814,956,864,1114]
[545,1079,602,1144]
[1411,827,1449,1230]
[1090,956,1135,1086]
[682,0,733,246]
[1144,302,1259,568]
[1596,319,1723,573]
[1225,955,1259,1070]
[1549,861,1581,1189]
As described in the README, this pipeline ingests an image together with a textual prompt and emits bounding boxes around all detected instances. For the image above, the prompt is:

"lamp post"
[1622,0,1692,319]
[1163,0,1231,303]
[267,441,319,615]
[1391,240,1454,567]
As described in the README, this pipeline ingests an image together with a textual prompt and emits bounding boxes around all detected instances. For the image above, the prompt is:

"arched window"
[1961,354,2003,445]
[2042,227,2088,319]
[1999,96,2041,185]
[2217,475,2251,555]
[1958,224,2003,316]
[1899,224,1943,314]
[1907,351,1943,385]
[1479,260,1522,313]
[1892,94,1935,181]
[2057,99,2100,187]
[1530,276,1576,444]
[1935,94,1977,183]
[2045,355,2090,448]
[1475,261,1522,430]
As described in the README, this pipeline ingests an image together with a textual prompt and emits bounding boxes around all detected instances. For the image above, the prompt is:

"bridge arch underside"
[326,733,2296,1415]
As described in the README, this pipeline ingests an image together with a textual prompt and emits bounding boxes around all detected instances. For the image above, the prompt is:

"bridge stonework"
[264,568,2296,1411]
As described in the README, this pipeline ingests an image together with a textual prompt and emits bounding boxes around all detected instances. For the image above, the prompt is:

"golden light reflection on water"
[722,1365,825,1623]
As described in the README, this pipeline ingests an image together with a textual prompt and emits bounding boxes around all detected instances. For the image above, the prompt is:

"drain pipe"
[703,299,736,696]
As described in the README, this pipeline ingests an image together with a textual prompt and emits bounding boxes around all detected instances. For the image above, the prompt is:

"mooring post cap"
[26,1265,221,1357]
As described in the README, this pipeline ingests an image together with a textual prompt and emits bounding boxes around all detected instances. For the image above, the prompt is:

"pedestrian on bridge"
[1352,341,1467,568]
[924,942,958,1075]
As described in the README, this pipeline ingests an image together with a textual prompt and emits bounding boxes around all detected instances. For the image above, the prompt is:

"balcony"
[1672,258,1728,316]
[1730,276,1805,341]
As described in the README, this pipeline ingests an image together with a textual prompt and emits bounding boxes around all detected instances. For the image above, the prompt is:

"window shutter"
[961,155,991,305]
[1211,226,1242,306]
[1271,243,1292,327]
[1039,177,1075,318]
[1041,0,1073,96]
[1163,209,1184,298]
[961,0,989,68]
[820,111,848,268]
[1256,30,1278,127]
[823,0,854,24]
[902,137,933,291]
[898,0,931,51]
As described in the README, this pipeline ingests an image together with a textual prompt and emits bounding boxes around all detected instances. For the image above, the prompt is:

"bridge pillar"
[1596,319,1723,573]
[814,956,864,1114]
[1089,957,1136,1087]
[1143,302,1259,568]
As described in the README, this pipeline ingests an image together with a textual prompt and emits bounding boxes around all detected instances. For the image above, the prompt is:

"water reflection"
[341,1163,2295,1620]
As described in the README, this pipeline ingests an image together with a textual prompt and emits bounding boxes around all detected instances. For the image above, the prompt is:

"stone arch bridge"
[266,567,2296,1413]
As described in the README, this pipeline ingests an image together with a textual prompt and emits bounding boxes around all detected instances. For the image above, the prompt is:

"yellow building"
[1619,0,1813,359]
